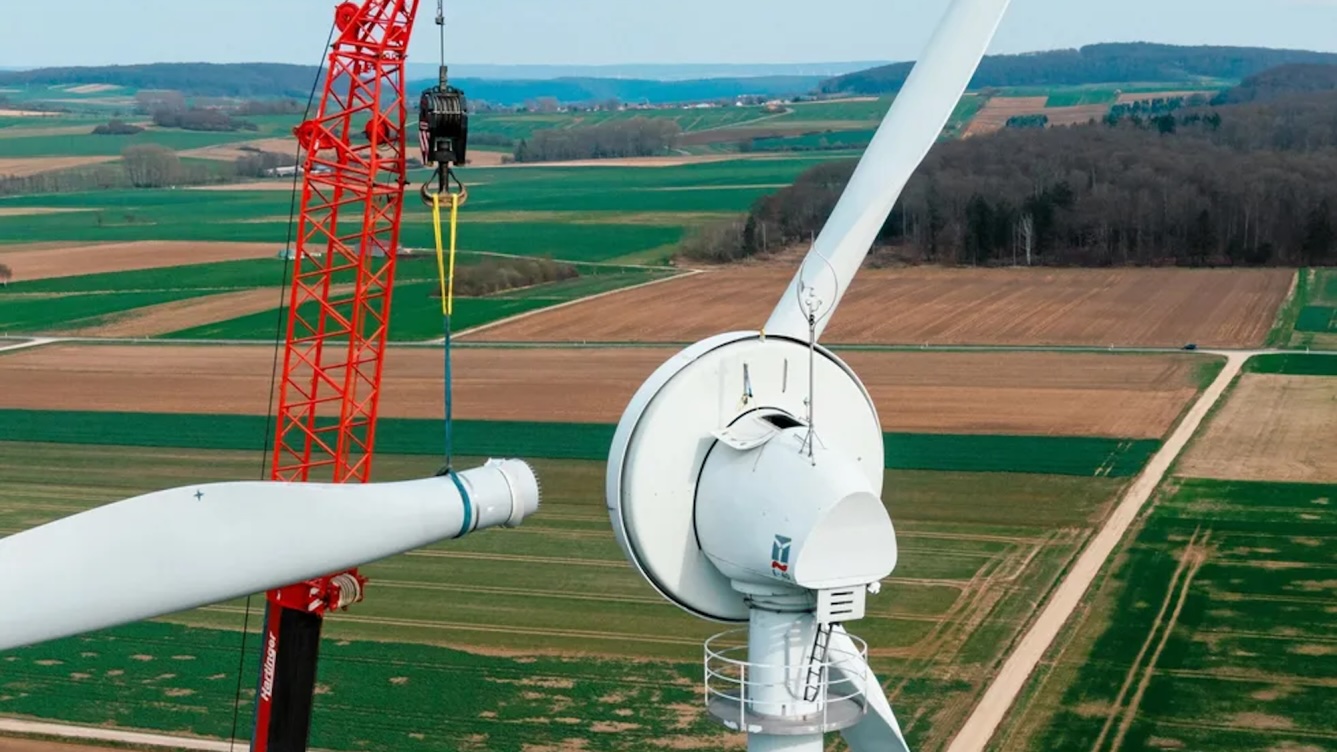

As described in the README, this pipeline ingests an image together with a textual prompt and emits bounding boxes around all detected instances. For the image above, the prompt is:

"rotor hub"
[606,332,884,623]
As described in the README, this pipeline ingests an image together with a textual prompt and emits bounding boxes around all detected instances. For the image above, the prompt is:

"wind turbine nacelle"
[696,422,897,594]
[607,331,886,623]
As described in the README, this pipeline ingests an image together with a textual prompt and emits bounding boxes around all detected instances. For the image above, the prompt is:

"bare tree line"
[684,90,1337,268]
[513,118,682,163]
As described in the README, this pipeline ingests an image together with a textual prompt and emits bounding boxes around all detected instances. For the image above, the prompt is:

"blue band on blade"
[449,471,472,537]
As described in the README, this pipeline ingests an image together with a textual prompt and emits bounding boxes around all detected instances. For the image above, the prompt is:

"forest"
[512,118,682,162]
[684,77,1337,268]
[1216,63,1337,104]
[822,43,1337,95]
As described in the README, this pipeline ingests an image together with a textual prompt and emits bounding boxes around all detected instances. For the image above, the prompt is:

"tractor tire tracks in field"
[945,351,1248,752]
[1094,528,1211,752]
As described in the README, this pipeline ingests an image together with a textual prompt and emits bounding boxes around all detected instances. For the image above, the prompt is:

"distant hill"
[1216,63,1337,104]
[822,43,1337,95]
[406,61,888,81]
[414,76,824,106]
[0,62,823,105]
[0,63,317,98]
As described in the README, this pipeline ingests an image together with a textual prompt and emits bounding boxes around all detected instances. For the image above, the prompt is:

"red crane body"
[256,2,423,749]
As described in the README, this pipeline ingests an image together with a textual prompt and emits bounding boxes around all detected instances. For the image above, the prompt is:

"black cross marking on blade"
[194,490,205,501]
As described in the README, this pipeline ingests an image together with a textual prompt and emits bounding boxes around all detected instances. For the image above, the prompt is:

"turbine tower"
[606,1,1013,749]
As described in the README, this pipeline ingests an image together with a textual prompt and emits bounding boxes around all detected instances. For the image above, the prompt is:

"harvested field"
[1180,374,1337,482]
[65,84,120,94]
[0,109,62,118]
[1042,104,1110,126]
[177,137,298,161]
[0,344,1204,438]
[62,288,291,337]
[0,207,89,218]
[0,240,280,282]
[467,266,1296,348]
[963,97,1048,137]
[466,150,508,166]
[0,155,117,178]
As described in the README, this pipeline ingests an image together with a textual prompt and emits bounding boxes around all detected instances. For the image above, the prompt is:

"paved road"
[944,350,1253,752]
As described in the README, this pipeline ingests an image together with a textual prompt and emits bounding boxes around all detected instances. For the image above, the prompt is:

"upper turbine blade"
[827,625,912,752]
[764,0,1013,341]
[0,459,539,652]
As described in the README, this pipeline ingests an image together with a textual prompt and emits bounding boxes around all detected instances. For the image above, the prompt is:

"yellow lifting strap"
[431,190,463,316]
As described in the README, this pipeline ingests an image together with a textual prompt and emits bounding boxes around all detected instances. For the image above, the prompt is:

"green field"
[0,289,207,332]
[1268,268,1337,350]
[1044,89,1121,107]
[0,258,674,339]
[0,157,826,245]
[0,440,1132,751]
[0,409,1159,477]
[0,153,839,339]
[163,270,671,341]
[1246,351,1337,376]
[997,477,1337,752]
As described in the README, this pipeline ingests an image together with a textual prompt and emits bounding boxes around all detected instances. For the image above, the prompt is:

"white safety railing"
[703,627,869,734]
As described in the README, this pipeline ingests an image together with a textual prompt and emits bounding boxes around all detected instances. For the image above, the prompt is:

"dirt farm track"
[468,266,1296,348]
[0,344,1207,438]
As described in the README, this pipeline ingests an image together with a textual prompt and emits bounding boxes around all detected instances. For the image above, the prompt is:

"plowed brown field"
[1042,104,1110,126]
[0,344,1206,438]
[963,97,1049,137]
[63,288,290,337]
[1179,374,1337,482]
[465,266,1295,348]
[179,137,299,161]
[0,241,280,282]
[0,156,118,178]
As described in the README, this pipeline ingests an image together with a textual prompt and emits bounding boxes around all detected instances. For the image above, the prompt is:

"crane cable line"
[432,185,466,473]
[429,0,468,473]
[227,15,341,752]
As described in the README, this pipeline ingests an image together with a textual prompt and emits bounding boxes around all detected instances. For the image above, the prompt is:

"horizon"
[4,39,1336,78]
[4,0,1336,69]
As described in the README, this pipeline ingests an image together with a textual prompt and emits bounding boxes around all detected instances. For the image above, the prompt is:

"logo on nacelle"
[770,535,793,580]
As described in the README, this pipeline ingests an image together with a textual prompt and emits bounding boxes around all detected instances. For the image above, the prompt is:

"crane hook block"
[418,83,469,168]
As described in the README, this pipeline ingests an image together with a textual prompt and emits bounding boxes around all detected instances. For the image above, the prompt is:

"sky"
[3,0,1337,69]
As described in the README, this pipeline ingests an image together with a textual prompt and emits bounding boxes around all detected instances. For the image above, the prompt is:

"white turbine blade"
[828,624,912,752]
[0,459,539,652]
[764,0,1013,341]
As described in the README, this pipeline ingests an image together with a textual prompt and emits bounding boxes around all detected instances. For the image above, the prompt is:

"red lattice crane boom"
[256,2,426,750]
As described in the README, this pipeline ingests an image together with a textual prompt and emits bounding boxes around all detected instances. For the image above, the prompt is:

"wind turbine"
[0,459,540,652]
[605,1,1013,750]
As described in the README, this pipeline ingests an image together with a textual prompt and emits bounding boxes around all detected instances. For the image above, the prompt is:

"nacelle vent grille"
[816,587,866,624]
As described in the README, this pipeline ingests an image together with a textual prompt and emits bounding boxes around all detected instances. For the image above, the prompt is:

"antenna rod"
[436,0,448,86]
